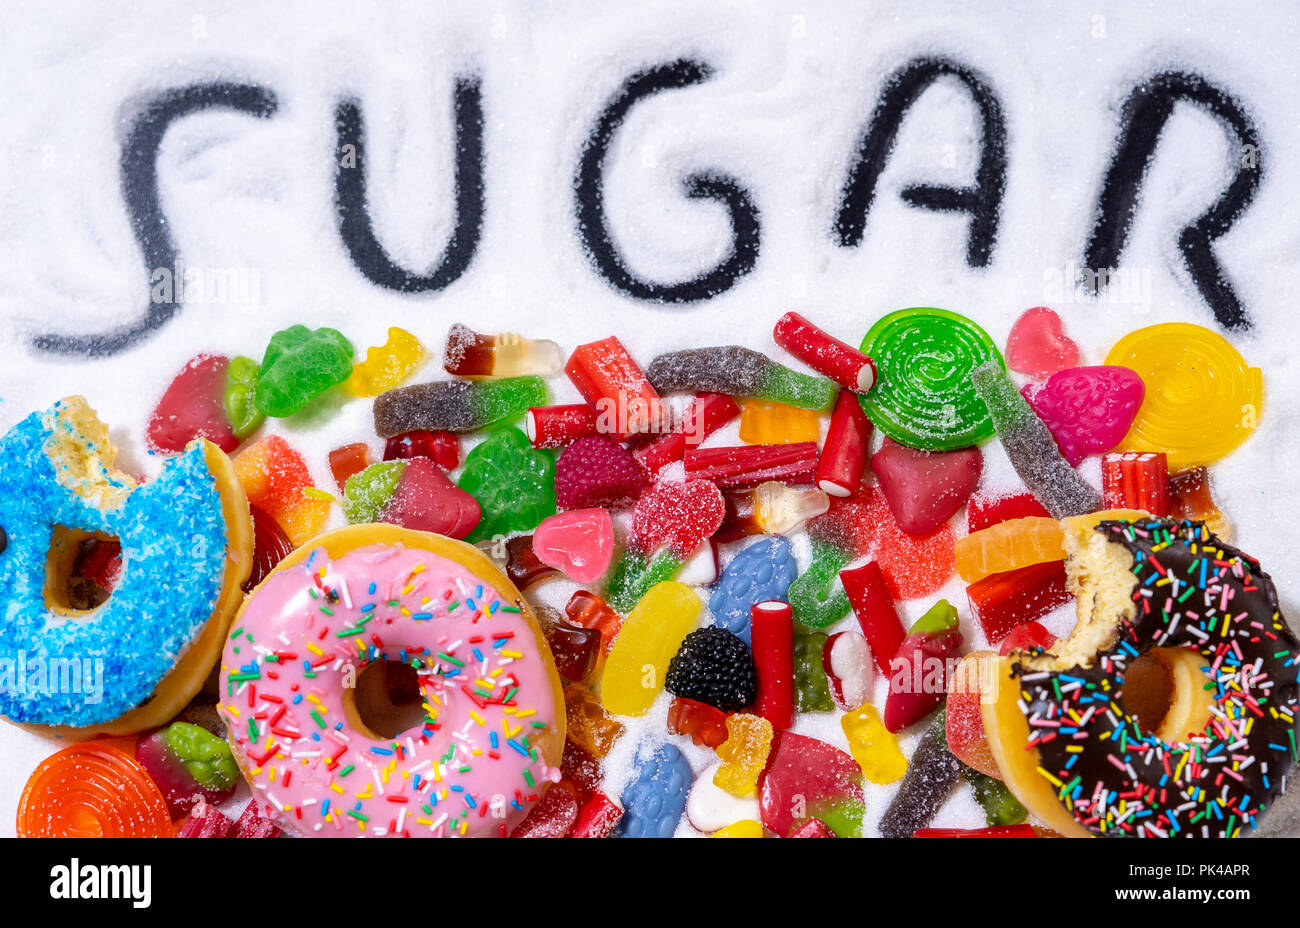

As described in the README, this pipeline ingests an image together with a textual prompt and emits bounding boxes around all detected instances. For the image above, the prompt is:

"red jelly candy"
[915,824,1037,838]
[786,818,835,838]
[998,620,1057,656]
[667,697,731,748]
[383,430,459,470]
[505,535,559,590]
[554,435,647,510]
[381,457,481,539]
[147,354,239,454]
[758,732,865,838]
[871,438,982,535]
[564,590,622,653]
[966,492,1052,532]
[74,537,123,593]
[630,479,725,557]
[243,504,294,593]
[328,443,373,492]
[967,560,1070,644]
[511,782,579,838]
[865,488,956,601]
[540,615,602,682]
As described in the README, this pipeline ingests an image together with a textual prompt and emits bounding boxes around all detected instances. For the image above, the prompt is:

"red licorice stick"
[750,601,795,730]
[632,392,740,476]
[564,337,663,441]
[683,442,818,489]
[1101,452,1170,515]
[570,791,624,838]
[525,403,598,448]
[817,390,872,497]
[914,824,1037,838]
[840,561,906,675]
[773,311,877,393]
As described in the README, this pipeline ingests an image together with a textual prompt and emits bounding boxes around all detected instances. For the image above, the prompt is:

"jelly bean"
[708,536,797,643]
[840,561,906,675]
[601,582,702,718]
[882,600,962,733]
[565,589,622,654]
[510,782,579,838]
[1004,306,1080,378]
[620,743,692,838]
[531,508,614,584]
[686,761,762,832]
[944,650,1000,777]
[877,709,964,838]
[456,427,557,543]
[1105,322,1262,470]
[966,560,1070,644]
[147,353,240,453]
[136,722,238,815]
[564,683,625,757]
[955,516,1064,583]
[382,457,480,539]
[816,389,872,497]
[383,429,459,470]
[328,442,372,491]
[1022,366,1144,466]
[1100,451,1170,515]
[526,403,599,449]
[554,435,647,510]
[841,704,907,785]
[647,346,837,410]
[443,323,562,379]
[859,307,1003,450]
[971,360,1102,519]
[714,713,774,797]
[773,311,877,393]
[374,376,549,435]
[232,434,329,546]
[711,819,765,838]
[254,324,354,417]
[822,630,874,710]
[966,766,1028,827]
[565,337,664,441]
[738,399,821,444]
[871,437,982,535]
[223,355,265,440]
[758,732,865,838]
[966,491,1051,532]
[667,697,731,748]
[793,633,834,712]
[345,326,426,397]
[683,442,820,489]
[1169,466,1231,539]
[749,601,795,730]
[505,535,559,590]
[631,392,739,475]
[571,791,624,838]
[18,743,172,838]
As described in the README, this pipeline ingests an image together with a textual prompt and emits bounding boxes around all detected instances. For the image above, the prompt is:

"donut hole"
[1121,647,1215,742]
[42,526,122,615]
[344,659,427,740]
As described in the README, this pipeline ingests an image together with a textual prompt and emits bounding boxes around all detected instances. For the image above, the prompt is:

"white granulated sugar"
[1,0,1298,837]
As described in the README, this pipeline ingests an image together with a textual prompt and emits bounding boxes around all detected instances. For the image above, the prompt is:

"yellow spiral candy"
[1104,323,1262,471]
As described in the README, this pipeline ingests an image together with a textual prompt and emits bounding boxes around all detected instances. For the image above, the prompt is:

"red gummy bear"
[554,435,647,510]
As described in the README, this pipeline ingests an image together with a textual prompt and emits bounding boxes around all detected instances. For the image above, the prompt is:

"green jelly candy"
[255,324,354,418]
[342,460,405,524]
[757,363,837,410]
[223,355,265,439]
[164,721,239,791]
[458,427,556,544]
[788,542,852,629]
[606,549,680,614]
[859,308,1003,450]
[793,633,834,712]
[471,376,549,426]
[965,766,1028,827]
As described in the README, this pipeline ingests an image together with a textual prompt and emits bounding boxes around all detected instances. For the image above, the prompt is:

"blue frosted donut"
[0,397,250,732]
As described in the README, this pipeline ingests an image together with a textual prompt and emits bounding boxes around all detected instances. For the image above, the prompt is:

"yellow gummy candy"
[738,399,821,444]
[345,327,427,397]
[1104,322,1262,471]
[713,713,773,797]
[599,582,701,718]
[711,819,765,838]
[841,704,907,785]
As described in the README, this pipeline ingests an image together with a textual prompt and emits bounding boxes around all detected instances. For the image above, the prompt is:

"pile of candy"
[26,303,1257,838]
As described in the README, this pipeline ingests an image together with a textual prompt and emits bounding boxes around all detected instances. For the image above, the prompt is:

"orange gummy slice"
[232,434,329,546]
[955,516,1063,583]
[18,743,172,838]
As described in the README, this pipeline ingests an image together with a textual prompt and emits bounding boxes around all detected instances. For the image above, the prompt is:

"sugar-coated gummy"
[373,376,548,437]
[647,346,835,410]
[708,536,797,643]
[254,325,354,418]
[619,742,693,838]
[787,543,853,629]
[877,710,965,838]
[457,427,556,543]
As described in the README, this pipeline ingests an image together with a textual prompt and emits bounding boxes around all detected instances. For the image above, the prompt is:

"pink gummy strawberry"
[871,438,982,535]
[382,457,481,539]
[1004,307,1080,378]
[555,436,648,510]
[630,479,725,557]
[1021,366,1144,466]
[147,354,239,454]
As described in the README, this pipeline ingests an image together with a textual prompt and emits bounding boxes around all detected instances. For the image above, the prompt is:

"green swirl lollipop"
[859,308,1003,450]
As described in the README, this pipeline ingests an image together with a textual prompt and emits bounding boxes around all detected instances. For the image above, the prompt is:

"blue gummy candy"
[708,536,798,643]
[620,743,693,838]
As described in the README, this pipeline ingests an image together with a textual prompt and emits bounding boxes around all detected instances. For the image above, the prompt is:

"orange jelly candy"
[738,399,822,445]
[18,743,172,838]
[232,435,329,547]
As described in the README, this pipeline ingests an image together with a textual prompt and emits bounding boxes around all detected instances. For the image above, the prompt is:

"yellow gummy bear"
[599,582,701,718]
[713,713,773,797]
[738,399,821,444]
[345,327,427,397]
[1104,322,1262,471]
[841,704,907,785]
[711,819,765,838]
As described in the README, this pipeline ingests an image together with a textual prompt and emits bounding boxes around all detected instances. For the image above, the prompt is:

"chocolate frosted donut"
[985,517,1300,838]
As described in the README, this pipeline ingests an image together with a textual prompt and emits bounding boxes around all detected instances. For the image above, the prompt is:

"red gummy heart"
[1005,307,1080,378]
[871,438,982,535]
[147,354,239,454]
[631,479,725,557]
[382,457,481,539]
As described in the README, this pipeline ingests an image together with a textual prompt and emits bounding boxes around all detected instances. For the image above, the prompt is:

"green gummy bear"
[457,427,556,544]
[788,542,852,629]
[793,633,834,712]
[223,355,265,439]
[342,460,406,524]
[254,325,354,418]
[163,722,238,791]
[964,766,1028,827]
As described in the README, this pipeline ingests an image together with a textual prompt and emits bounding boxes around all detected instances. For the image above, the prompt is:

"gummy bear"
[564,589,623,654]
[232,435,329,546]
[708,536,797,643]
[537,612,601,682]
[554,435,647,510]
[1022,366,1144,466]
[564,683,624,758]
[619,743,692,838]
[345,326,426,397]
[667,697,731,748]
[841,704,907,785]
[738,399,822,444]
[871,437,982,535]
[601,582,702,718]
[147,354,240,453]
[877,709,964,838]
[793,633,834,712]
[457,427,557,544]
[713,713,774,797]
[758,732,865,838]
[955,516,1064,583]
[255,324,354,418]
[223,355,265,440]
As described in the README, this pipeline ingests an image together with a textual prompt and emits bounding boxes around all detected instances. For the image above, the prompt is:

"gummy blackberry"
[665,627,757,713]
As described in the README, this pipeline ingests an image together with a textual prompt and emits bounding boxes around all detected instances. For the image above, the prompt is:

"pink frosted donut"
[219,526,566,837]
